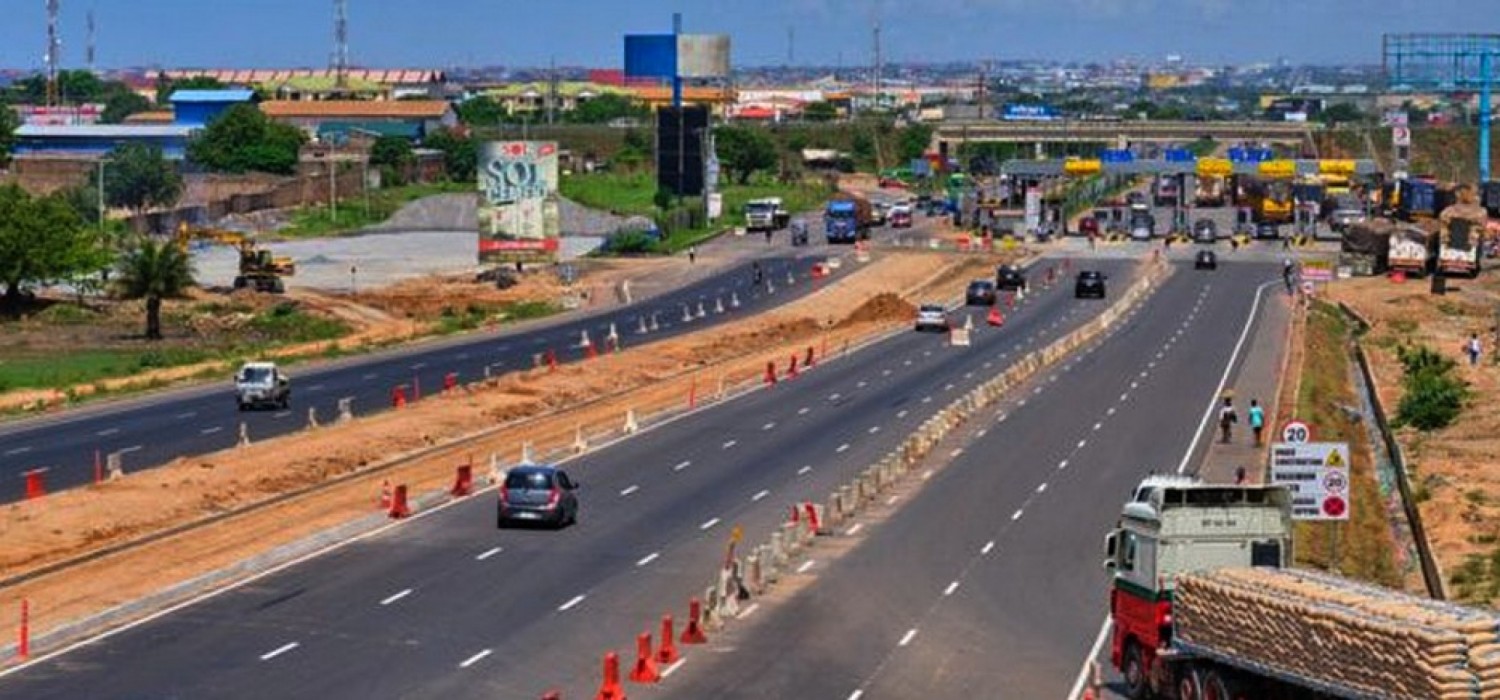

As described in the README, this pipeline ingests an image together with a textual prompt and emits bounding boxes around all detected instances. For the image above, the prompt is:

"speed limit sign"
[1281,420,1312,444]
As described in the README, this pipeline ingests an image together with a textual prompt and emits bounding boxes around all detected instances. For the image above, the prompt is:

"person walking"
[1248,399,1266,447]
[1218,397,1238,444]
[1282,258,1297,296]
[1465,332,1483,366]
[1234,466,1248,485]
[687,245,697,265]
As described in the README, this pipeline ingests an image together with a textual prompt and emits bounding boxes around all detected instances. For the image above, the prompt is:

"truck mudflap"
[1168,640,1378,700]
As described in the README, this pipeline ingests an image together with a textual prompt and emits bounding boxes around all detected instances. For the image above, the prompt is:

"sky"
[0,0,1492,71]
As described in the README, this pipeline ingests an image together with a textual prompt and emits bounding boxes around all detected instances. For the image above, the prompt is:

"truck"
[1437,196,1488,278]
[1243,178,1294,224]
[744,197,790,234]
[234,361,290,411]
[1194,175,1227,208]
[1107,477,1500,700]
[1388,223,1435,276]
[824,192,873,244]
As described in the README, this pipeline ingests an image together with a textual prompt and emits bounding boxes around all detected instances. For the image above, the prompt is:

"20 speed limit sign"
[1281,420,1312,444]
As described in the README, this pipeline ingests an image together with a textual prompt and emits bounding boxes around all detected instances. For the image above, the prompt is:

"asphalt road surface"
[0,256,1134,699]
[0,253,830,504]
[657,261,1279,699]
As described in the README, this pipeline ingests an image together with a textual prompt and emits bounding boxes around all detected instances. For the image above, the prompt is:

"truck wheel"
[1176,669,1202,700]
[1199,669,1232,700]
[1123,642,1152,699]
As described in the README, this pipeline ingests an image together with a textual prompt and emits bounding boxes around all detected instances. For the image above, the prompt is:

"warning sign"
[1269,442,1351,521]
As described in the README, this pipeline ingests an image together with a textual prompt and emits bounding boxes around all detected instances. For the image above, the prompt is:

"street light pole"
[96,158,106,232]
[329,155,337,223]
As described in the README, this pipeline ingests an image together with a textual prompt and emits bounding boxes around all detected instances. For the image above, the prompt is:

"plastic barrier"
[451,463,473,498]
[681,598,708,644]
[387,484,411,519]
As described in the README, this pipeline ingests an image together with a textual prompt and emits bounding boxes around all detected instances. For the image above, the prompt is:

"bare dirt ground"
[1328,273,1500,598]
[0,249,1008,648]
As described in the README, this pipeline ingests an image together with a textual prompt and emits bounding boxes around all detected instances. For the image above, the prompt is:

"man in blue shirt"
[1248,398,1266,447]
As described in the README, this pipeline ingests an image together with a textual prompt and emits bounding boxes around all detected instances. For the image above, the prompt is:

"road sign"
[1281,420,1312,444]
[1392,126,1412,147]
[1269,442,1351,521]
[1301,260,1335,283]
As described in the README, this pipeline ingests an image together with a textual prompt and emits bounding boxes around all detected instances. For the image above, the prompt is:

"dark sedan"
[498,465,580,528]
[1195,250,1218,270]
[1075,270,1107,299]
[966,279,997,306]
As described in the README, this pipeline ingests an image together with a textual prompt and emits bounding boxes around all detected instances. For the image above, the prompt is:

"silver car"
[914,304,950,333]
[498,465,580,528]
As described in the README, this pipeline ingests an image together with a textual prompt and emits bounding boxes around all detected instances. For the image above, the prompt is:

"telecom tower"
[333,0,349,89]
[45,0,61,106]
[872,21,882,112]
[86,8,95,73]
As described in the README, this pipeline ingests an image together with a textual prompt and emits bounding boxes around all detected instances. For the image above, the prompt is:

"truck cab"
[744,197,789,233]
[235,361,291,411]
[1105,479,1292,699]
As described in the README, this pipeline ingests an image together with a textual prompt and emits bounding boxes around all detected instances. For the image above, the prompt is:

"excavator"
[175,223,295,294]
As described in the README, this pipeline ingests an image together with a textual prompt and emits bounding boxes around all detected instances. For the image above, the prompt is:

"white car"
[235,361,290,411]
[914,304,950,333]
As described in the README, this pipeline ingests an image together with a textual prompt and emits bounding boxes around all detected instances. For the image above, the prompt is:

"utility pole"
[547,56,557,126]
[45,0,61,107]
[872,21,882,113]
[86,7,95,74]
[333,0,349,89]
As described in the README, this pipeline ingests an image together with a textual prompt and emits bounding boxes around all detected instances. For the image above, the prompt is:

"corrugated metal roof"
[16,124,197,137]
[169,89,256,103]
[261,100,451,119]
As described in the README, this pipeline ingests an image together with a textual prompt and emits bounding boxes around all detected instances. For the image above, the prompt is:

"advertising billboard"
[1001,104,1060,121]
[477,141,561,264]
[624,33,731,79]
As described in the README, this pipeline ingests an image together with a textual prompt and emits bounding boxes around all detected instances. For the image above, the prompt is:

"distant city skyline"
[0,0,1490,72]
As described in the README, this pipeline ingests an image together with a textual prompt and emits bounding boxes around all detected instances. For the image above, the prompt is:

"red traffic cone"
[787,354,799,379]
[450,463,473,498]
[805,345,816,368]
[629,632,660,684]
[596,652,626,700]
[387,484,411,519]
[657,615,680,664]
[681,598,708,644]
[987,307,1004,327]
[764,361,778,386]
[378,479,392,510]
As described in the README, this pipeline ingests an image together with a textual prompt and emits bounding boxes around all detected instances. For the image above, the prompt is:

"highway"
[0,251,827,503]
[658,261,1278,699]
[0,254,1134,699]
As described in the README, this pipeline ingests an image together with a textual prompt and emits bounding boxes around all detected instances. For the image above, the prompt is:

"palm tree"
[115,236,194,340]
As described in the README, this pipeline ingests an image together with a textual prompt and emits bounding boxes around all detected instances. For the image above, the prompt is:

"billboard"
[624,33,731,79]
[657,106,709,196]
[1001,104,1059,121]
[477,141,561,264]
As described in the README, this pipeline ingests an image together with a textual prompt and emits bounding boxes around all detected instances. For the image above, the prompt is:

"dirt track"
[0,249,1007,646]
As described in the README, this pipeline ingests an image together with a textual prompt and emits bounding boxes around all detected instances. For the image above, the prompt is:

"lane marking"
[898,629,918,647]
[3,447,32,456]
[850,691,865,700]
[846,523,864,536]
[558,595,586,612]
[380,589,412,606]
[762,422,776,431]
[200,426,222,435]
[260,642,299,661]
[410,362,427,370]
[95,428,120,437]
[476,547,502,561]
[798,407,811,415]
[120,445,143,454]
[922,396,932,404]
[637,552,660,567]
[722,440,737,449]
[836,443,850,453]
[976,429,988,438]
[620,485,640,497]
[944,383,955,391]
[174,411,197,419]
[796,560,816,574]
[858,381,868,388]
[459,649,492,668]
[1077,439,1087,449]
[868,426,880,434]
[950,448,964,457]
[797,465,812,476]
[738,603,760,620]
[1011,509,1024,521]
[883,369,892,376]
[1107,407,1117,416]
[273,411,291,419]
[981,541,995,555]
[662,658,688,678]
[944,581,960,596]
[885,495,898,506]
[1093,422,1103,431]
[1037,482,1048,493]
[361,373,378,381]
[828,393,841,401]
[1058,460,1069,470]
[896,410,908,419]
[307,384,325,392]
[752,489,770,502]
[700,517,721,530]
[673,460,691,472]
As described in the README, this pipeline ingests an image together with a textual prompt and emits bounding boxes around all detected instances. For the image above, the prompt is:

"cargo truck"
[1437,195,1488,278]
[824,192,873,244]
[744,197,790,233]
[1107,478,1500,700]
[1388,223,1435,276]
[1152,175,1181,208]
[1194,175,1227,208]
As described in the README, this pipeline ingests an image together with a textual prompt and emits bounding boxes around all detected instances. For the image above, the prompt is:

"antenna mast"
[333,0,349,89]
[45,0,61,106]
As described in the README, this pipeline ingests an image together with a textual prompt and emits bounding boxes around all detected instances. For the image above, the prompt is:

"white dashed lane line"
[380,589,412,606]
[557,595,586,612]
[798,407,811,415]
[700,517,721,530]
[259,642,299,662]
[620,485,639,497]
[797,465,813,476]
[981,541,995,555]
[95,428,120,437]
[459,649,492,669]
[796,560,816,574]
[752,490,770,502]
[475,547,502,561]
[722,440,737,449]
[673,460,691,472]
[636,552,660,567]
[3,446,32,456]
[762,422,776,431]
[836,444,850,453]
[175,411,197,419]
[868,426,880,434]
[944,581,960,596]
[898,629,918,647]
[200,426,223,435]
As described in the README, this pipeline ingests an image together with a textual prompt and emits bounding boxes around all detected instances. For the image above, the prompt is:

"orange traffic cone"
[596,652,626,700]
[681,598,709,644]
[987,307,1004,327]
[657,616,680,664]
[629,632,660,684]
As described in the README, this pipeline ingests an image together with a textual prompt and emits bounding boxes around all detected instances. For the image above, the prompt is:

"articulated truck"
[824,192,874,244]
[1107,478,1500,700]
[1437,190,1488,278]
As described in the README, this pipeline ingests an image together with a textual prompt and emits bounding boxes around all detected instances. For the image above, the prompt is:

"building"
[260,100,457,142]
[481,81,631,117]
[163,69,445,101]
[629,85,736,116]
[10,124,198,159]
[168,89,257,128]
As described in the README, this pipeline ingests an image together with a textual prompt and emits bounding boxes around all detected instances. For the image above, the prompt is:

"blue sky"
[0,0,1490,70]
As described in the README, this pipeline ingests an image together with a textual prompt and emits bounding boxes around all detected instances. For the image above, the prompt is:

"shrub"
[1394,344,1469,431]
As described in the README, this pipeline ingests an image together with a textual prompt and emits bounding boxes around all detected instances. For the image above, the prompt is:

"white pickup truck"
[235,361,291,411]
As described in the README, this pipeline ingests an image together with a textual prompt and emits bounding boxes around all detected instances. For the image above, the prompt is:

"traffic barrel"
[451,463,473,498]
[681,598,708,644]
[387,484,411,519]
[628,632,660,684]
[391,385,407,408]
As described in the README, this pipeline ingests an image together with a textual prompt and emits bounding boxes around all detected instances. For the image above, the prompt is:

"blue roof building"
[11,124,199,159]
[168,88,257,127]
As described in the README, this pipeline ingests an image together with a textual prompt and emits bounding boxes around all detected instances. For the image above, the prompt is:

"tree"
[155,74,225,106]
[187,104,307,175]
[713,126,777,185]
[0,105,17,169]
[104,143,183,216]
[803,101,838,122]
[114,236,194,340]
[569,93,646,125]
[422,128,477,182]
[896,124,934,162]
[0,185,109,307]
[101,91,154,124]
[1320,103,1365,126]
[456,96,507,127]
[370,135,415,186]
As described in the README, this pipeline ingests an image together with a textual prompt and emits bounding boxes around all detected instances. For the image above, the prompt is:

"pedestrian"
[688,245,697,265]
[1218,397,1238,444]
[1248,399,1265,447]
[1229,236,1240,252]
[1465,332,1483,366]
[751,261,763,286]
[1234,466,1248,485]
[1282,258,1296,296]
[765,228,773,245]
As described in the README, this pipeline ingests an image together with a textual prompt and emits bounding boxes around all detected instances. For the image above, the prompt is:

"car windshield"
[920,305,944,314]
[505,470,554,490]
[746,203,773,213]
[1080,272,1102,280]
[969,281,992,290]
[239,367,272,383]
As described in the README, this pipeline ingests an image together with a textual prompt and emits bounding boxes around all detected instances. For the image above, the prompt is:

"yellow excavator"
[175,223,295,294]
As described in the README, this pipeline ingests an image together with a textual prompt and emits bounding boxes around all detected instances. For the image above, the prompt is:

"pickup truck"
[235,361,290,411]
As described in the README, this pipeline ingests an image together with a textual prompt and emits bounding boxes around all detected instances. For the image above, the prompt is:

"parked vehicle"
[497,465,580,528]
[1191,218,1218,244]
[889,203,914,228]
[1438,199,1487,278]
[825,192,874,244]
[1129,208,1155,241]
[1387,224,1433,276]
[1194,250,1218,270]
[235,361,290,411]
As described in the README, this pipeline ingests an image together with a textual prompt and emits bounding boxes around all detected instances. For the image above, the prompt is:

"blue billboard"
[1001,104,1060,121]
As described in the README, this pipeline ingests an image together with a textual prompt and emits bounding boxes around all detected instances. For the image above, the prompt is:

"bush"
[1394,344,1469,431]
[604,230,659,254]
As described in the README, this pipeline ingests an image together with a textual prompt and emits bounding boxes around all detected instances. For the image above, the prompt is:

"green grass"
[0,348,213,393]
[277,181,473,239]
[435,300,562,335]
[560,171,834,254]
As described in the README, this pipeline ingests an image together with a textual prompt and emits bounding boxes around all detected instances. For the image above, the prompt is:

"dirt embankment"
[0,249,1006,641]
[1328,274,1500,602]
